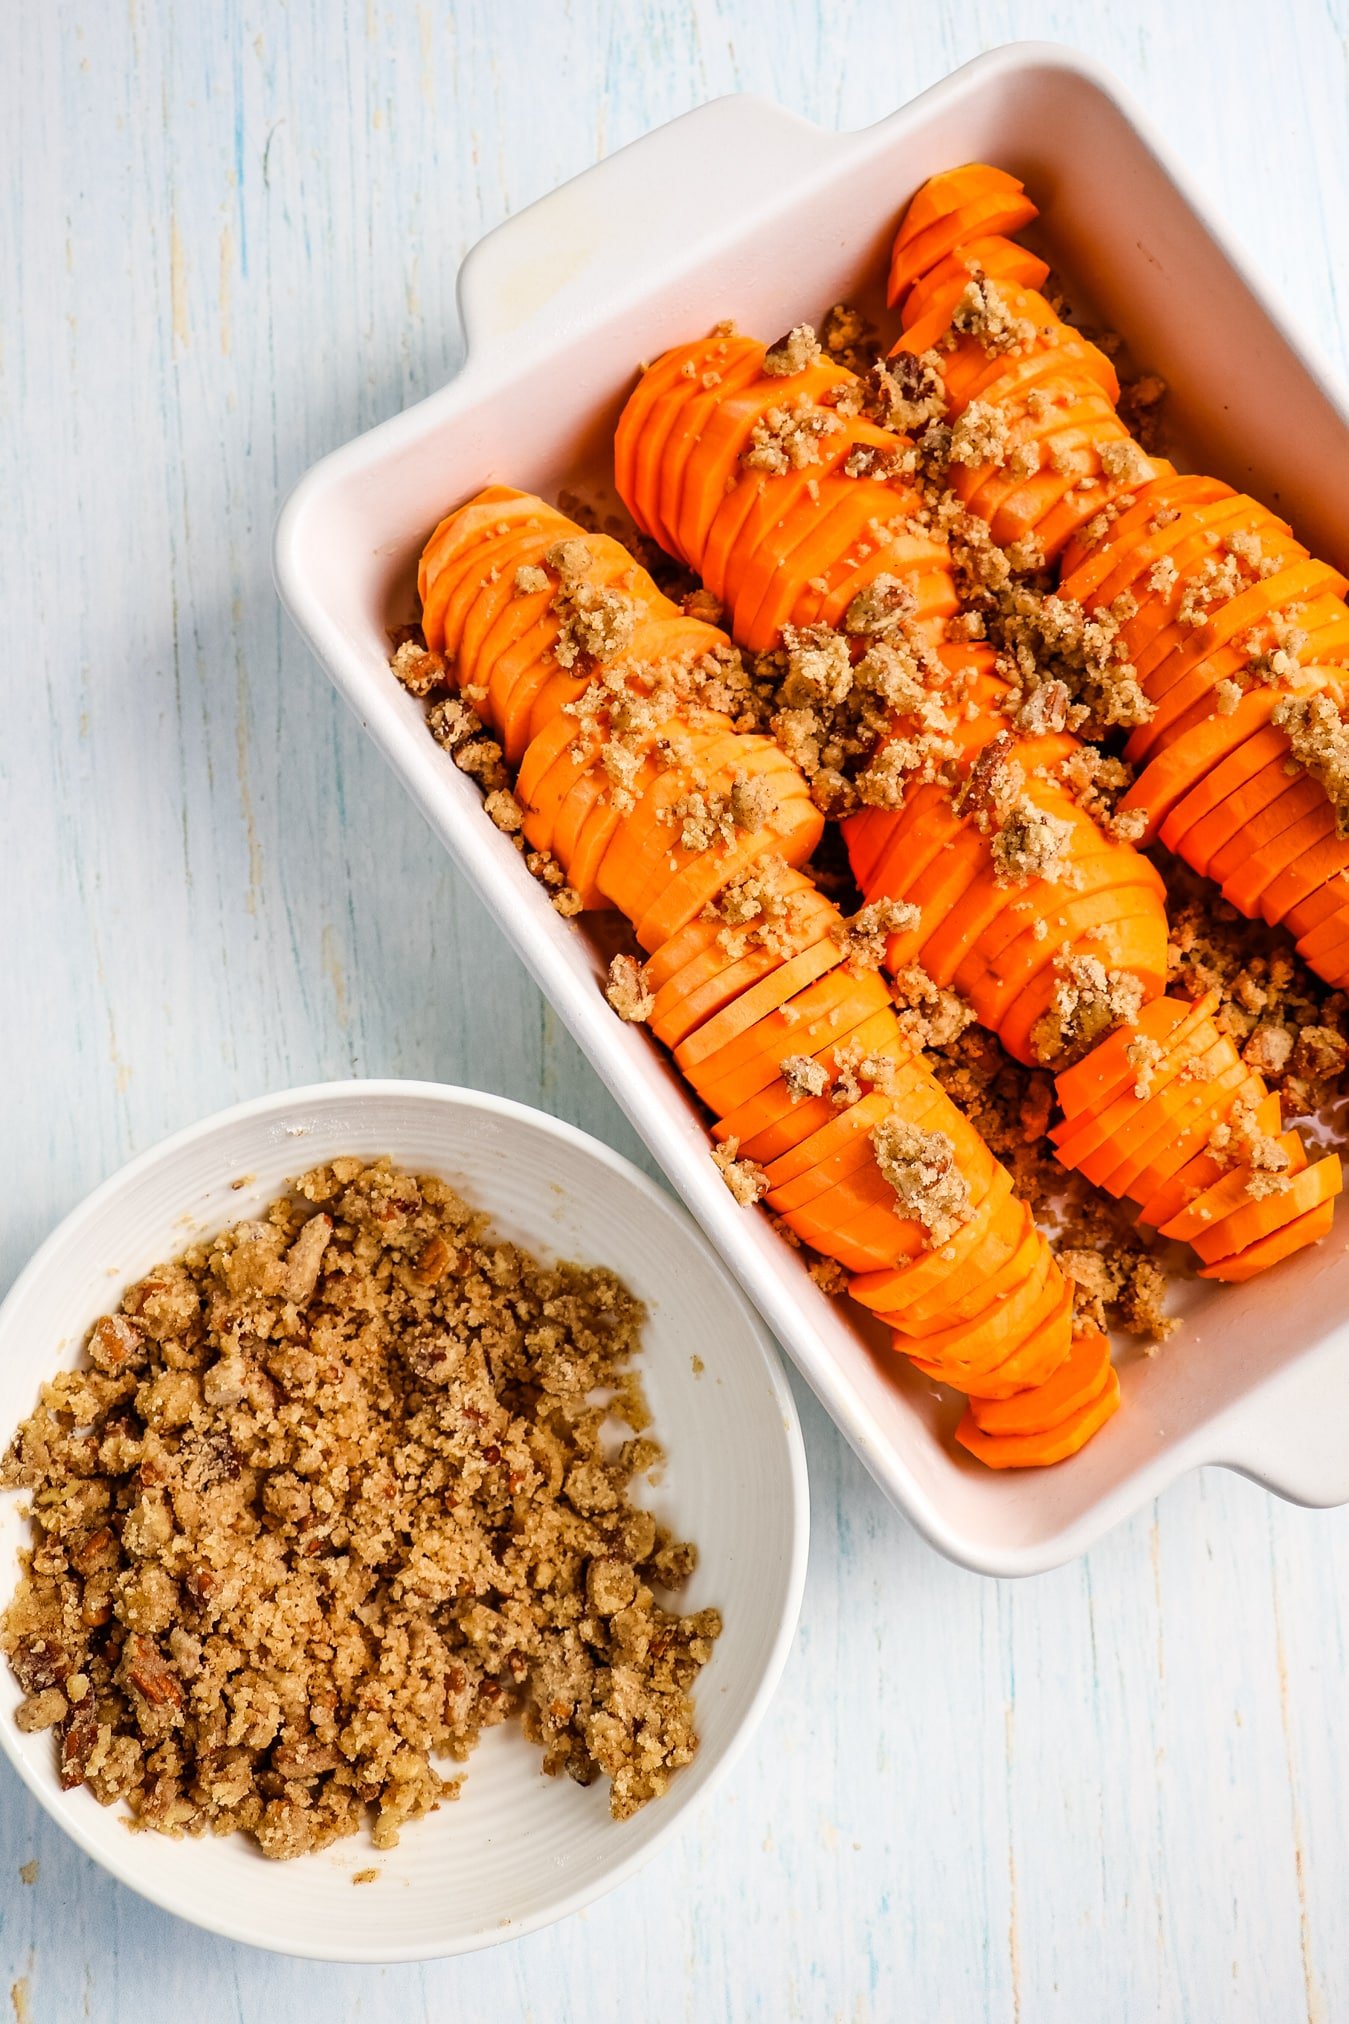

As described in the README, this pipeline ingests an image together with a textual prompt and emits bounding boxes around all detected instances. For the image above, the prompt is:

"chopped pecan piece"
[70,1527,121,1575]
[7,1633,68,1695]
[412,1234,454,1285]
[88,1313,148,1374]
[59,1698,100,1790]
[121,1633,185,1712]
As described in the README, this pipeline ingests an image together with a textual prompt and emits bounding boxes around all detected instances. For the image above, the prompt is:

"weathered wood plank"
[3,4,1349,2018]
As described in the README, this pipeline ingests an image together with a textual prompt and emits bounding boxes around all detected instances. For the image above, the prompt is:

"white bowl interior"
[275,50,1349,1572]
[0,1083,807,1960]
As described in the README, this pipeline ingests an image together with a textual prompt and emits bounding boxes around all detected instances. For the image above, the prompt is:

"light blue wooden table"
[5,3,1349,2018]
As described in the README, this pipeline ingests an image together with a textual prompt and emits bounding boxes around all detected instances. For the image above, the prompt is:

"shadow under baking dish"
[273,44,1349,1574]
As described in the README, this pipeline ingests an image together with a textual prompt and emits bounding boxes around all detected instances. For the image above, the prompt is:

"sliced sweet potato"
[785,1163,928,1273]
[954,1364,1120,1466]
[935,324,1119,417]
[1050,1020,1230,1171]
[720,1010,912,1164]
[893,163,1032,251]
[692,968,891,1117]
[1262,833,1349,938]
[1191,1155,1342,1266]
[1198,1198,1337,1280]
[1158,1130,1310,1245]
[635,796,825,950]
[948,1279,1078,1399]
[1181,761,1305,881]
[909,1275,1073,1395]
[967,1328,1112,1436]
[1158,720,1291,851]
[894,1247,1055,1370]
[1120,1061,1261,1217]
[1220,798,1337,918]
[872,1205,1042,1336]
[848,1166,1016,1313]
[1123,690,1282,843]
[888,185,1039,307]
[903,235,1049,328]
[1098,1058,1254,1205]
[1134,1087,1281,1229]
[1059,481,1242,608]
[1052,992,1207,1120]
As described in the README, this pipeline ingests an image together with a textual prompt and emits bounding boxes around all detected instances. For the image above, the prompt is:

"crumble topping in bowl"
[0,1159,720,1858]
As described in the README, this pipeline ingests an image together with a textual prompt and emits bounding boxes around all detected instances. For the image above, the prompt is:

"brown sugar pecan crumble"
[0,1161,720,1857]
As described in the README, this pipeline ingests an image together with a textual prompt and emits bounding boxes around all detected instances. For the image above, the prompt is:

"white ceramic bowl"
[275,44,1349,1575]
[0,1082,808,1961]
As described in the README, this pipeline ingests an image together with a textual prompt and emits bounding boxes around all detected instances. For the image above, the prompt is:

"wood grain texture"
[4,2,1349,2018]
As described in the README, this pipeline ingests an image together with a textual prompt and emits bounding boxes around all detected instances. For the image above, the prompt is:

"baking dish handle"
[1206,1334,1349,1508]
[456,93,845,373]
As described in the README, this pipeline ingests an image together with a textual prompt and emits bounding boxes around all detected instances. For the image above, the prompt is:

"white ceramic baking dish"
[274,42,1349,1576]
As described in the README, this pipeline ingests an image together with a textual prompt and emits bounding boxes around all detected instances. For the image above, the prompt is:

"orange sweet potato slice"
[649,938,786,1051]
[871,1206,1042,1336]
[764,1082,934,1195]
[1291,869,1349,952]
[1188,1154,1341,1266]
[894,164,1033,249]
[767,1088,951,1216]
[893,1242,1055,1364]
[1054,991,1215,1119]
[1108,500,1295,654]
[1031,456,1179,567]
[1120,1061,1261,1217]
[640,336,768,556]
[1182,764,1306,881]
[848,1166,1016,1312]
[1158,1131,1309,1245]
[942,1279,1077,1400]
[934,322,1120,417]
[1051,1017,1229,1169]
[1134,1087,1282,1229]
[954,1364,1120,1467]
[1198,1199,1337,1281]
[1220,799,1337,918]
[675,933,846,1075]
[908,1272,1073,1392]
[785,1163,927,1273]
[1123,690,1281,843]
[1097,1058,1254,1205]
[1136,557,1337,696]
[1206,778,1327,894]
[1059,481,1243,607]
[904,236,1049,328]
[719,1010,911,1164]
[691,968,889,1116]
[1159,720,1291,852]
[652,341,769,556]
[635,795,824,950]
[1262,833,1349,938]
[594,729,753,919]
[967,1328,1112,1436]
[888,186,1039,306]
[429,517,552,668]
[992,915,1169,1067]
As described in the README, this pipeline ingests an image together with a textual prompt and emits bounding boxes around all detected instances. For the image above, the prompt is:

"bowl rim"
[0,1077,810,1962]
